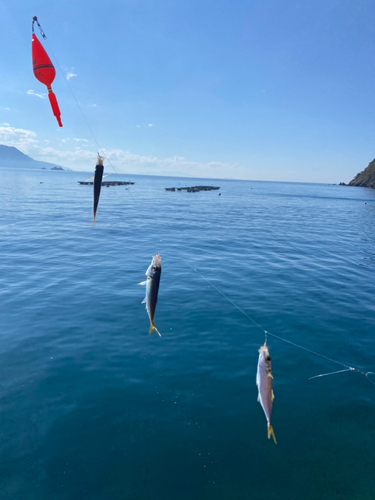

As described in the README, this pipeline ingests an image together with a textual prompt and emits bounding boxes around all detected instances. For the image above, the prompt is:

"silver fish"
[256,343,277,444]
[139,254,162,336]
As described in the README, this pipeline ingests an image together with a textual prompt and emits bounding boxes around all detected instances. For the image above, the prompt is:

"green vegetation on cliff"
[348,159,375,188]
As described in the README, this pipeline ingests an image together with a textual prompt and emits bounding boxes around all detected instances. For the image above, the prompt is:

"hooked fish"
[256,343,277,444]
[93,153,104,224]
[139,254,162,336]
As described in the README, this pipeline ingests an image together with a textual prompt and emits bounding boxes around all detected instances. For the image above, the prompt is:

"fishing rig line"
[33,19,374,387]
[191,265,375,387]
[33,17,134,199]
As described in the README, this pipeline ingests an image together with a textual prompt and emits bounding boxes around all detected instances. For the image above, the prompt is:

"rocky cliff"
[347,159,375,188]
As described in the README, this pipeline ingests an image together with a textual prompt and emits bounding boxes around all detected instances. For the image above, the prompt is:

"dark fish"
[93,154,104,223]
[139,254,162,336]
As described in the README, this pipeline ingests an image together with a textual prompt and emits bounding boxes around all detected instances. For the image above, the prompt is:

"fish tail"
[267,424,277,444]
[149,322,161,337]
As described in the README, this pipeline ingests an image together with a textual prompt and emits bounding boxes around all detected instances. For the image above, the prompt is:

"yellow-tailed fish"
[256,343,277,444]
[139,254,162,336]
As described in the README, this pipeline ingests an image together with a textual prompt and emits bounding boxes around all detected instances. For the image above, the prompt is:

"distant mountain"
[0,145,67,171]
[342,159,375,189]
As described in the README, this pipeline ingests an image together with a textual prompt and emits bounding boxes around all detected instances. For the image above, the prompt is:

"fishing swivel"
[32,16,46,39]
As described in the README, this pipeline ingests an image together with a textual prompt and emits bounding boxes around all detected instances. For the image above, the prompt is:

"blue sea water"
[0,168,374,500]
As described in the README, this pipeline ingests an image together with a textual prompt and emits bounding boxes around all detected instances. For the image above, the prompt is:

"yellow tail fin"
[267,424,277,444]
[149,323,161,337]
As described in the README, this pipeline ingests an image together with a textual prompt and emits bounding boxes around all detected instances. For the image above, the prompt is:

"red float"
[31,26,62,127]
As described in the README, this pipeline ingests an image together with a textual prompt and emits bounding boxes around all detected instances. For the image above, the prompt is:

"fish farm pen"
[78,181,135,186]
[165,185,220,192]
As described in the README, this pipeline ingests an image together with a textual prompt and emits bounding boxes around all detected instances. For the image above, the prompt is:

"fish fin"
[272,390,275,401]
[139,281,146,286]
[257,393,260,403]
[141,298,147,304]
[267,424,277,444]
[268,373,274,379]
[149,323,161,337]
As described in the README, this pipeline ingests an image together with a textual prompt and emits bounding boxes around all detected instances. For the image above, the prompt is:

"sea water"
[0,168,374,499]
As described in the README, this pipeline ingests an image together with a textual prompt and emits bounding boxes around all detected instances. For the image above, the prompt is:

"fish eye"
[266,356,271,361]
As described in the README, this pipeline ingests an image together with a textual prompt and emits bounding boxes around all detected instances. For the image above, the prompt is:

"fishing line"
[74,174,375,389]
[50,48,124,178]
[86,180,374,389]
[308,369,355,380]
[34,17,134,198]
[310,369,375,386]
[34,21,374,386]
[190,265,375,387]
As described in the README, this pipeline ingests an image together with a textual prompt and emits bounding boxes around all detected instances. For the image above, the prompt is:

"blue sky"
[1,0,375,182]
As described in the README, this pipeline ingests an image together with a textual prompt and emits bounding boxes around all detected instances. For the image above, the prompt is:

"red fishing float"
[31,17,62,127]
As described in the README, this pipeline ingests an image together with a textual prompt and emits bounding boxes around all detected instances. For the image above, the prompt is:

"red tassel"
[47,89,62,127]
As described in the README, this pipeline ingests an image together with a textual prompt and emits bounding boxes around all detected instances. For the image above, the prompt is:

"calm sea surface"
[0,168,374,500]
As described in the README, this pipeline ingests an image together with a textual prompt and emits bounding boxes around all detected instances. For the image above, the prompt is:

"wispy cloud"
[27,89,47,99]
[66,72,77,80]
[0,124,38,150]
[99,149,236,178]
[36,146,97,164]
[0,123,240,178]
[135,123,154,129]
